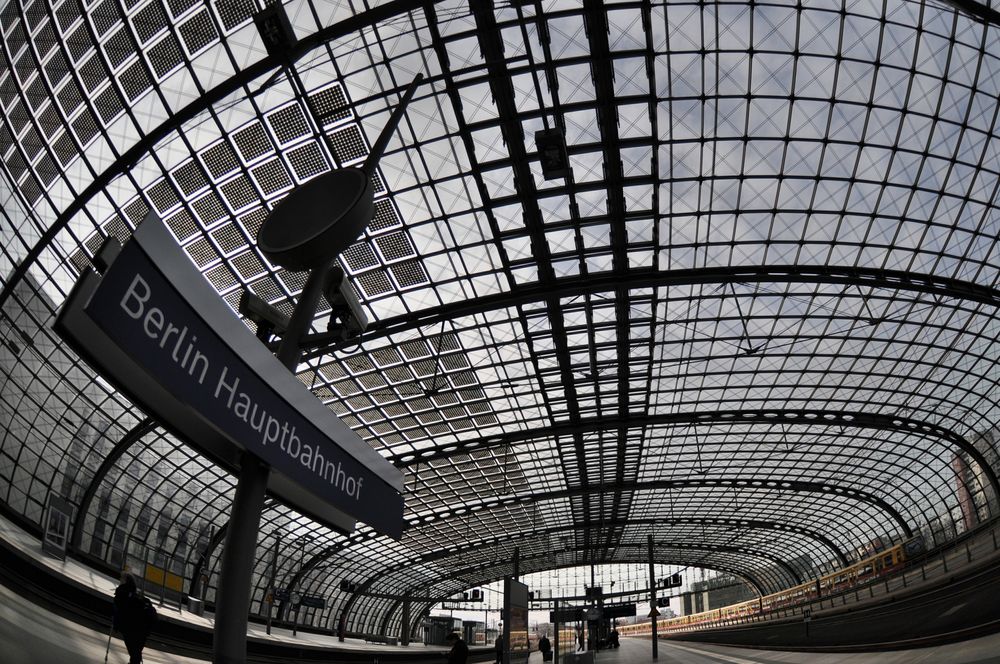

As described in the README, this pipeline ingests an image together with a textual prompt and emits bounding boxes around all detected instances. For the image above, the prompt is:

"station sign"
[55,213,405,538]
[549,606,585,623]
[300,595,326,609]
[603,603,636,619]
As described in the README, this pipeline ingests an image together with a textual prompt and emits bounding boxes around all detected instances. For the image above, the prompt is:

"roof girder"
[342,517,842,601]
[302,266,1000,360]
[389,409,998,506]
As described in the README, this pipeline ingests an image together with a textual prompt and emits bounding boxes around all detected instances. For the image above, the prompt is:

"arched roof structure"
[1,0,1000,638]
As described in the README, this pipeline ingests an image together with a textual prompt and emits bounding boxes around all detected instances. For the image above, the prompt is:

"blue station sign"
[56,213,404,539]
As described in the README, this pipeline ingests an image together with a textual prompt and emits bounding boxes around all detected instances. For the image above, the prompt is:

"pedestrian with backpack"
[112,573,156,663]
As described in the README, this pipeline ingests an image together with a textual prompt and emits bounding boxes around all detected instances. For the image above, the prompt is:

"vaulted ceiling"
[1,0,999,636]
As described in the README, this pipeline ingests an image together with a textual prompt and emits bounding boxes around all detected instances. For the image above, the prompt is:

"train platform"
[6,585,1000,664]
[0,512,454,657]
[612,635,1000,664]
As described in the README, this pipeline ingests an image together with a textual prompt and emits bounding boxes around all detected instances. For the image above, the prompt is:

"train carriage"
[620,536,925,636]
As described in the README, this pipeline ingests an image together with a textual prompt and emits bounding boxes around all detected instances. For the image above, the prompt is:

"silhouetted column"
[401,599,411,645]
[647,534,658,660]
[214,454,269,664]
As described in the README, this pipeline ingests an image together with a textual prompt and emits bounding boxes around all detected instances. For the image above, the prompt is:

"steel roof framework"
[1,0,1000,637]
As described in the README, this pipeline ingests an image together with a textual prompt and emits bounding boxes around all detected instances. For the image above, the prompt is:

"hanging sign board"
[549,606,585,623]
[603,603,636,619]
[300,595,326,609]
[55,213,405,538]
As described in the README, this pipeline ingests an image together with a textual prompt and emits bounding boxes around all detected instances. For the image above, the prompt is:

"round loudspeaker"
[257,168,374,271]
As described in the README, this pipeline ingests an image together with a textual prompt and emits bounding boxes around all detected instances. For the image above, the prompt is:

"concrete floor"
[0,578,205,664]
[607,634,1000,664]
[4,577,1000,663]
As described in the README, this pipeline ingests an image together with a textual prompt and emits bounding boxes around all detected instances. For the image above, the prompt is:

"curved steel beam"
[338,519,830,620]
[70,417,157,551]
[941,0,1000,27]
[430,548,771,597]
[189,520,229,598]
[289,476,871,594]
[388,409,1000,504]
[402,551,770,606]
[384,539,801,592]
[347,550,770,636]
[302,265,1000,360]
[0,0,439,314]
[188,497,277,598]
[405,479,911,542]
[378,598,402,638]
[350,517,845,585]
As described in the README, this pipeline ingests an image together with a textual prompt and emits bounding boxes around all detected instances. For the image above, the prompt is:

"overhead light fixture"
[535,128,571,180]
[253,4,297,58]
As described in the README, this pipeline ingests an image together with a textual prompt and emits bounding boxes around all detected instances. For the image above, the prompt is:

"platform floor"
[607,635,1000,664]
[3,582,1000,664]
[4,513,1000,663]
[0,577,205,664]
[0,512,445,654]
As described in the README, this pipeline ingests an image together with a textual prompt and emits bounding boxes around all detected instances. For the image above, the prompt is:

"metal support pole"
[266,533,280,635]
[553,599,559,664]
[159,555,169,606]
[213,453,270,664]
[647,534,658,660]
[292,538,306,637]
[502,577,512,664]
[276,263,333,368]
[213,258,328,662]
[401,599,411,646]
[362,74,424,176]
[513,546,520,580]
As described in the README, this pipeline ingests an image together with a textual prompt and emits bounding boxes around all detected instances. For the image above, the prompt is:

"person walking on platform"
[112,573,156,664]
[576,626,585,652]
[537,632,552,661]
[495,630,504,664]
[446,632,469,664]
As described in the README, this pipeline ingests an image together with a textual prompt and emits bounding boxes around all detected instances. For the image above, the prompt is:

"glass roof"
[2,0,1000,636]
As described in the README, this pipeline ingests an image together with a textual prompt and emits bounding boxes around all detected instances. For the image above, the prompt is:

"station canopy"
[1,0,1000,636]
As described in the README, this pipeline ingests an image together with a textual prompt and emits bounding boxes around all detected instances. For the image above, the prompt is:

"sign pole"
[214,453,269,663]
[214,263,330,663]
[647,534,658,660]
[401,599,411,646]
[266,533,280,635]
[553,599,559,664]
[502,578,511,664]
